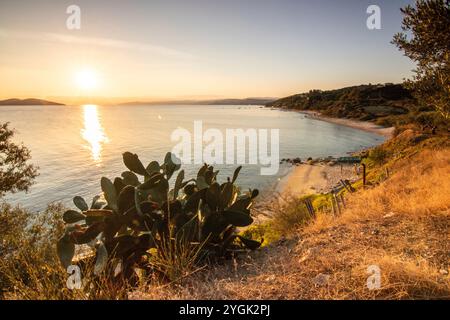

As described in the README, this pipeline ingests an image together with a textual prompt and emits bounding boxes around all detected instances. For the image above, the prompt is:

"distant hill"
[266,84,415,121]
[120,97,277,106]
[0,98,65,106]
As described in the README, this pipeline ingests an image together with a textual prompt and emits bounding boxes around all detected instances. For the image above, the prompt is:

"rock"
[313,273,330,287]
[298,247,320,263]
[265,275,276,282]
[383,212,396,218]
[298,255,308,264]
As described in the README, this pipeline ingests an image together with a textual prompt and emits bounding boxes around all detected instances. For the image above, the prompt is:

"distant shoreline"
[119,98,276,106]
[0,98,65,106]
[0,98,275,107]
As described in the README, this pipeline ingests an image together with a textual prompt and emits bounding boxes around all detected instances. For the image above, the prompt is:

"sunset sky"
[0,0,415,104]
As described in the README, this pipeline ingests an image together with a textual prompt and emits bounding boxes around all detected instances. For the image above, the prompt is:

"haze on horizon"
[0,0,415,104]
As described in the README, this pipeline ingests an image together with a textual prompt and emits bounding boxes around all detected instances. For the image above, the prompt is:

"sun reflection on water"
[81,105,108,163]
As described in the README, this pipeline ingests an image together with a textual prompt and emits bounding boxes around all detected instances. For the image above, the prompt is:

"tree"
[393,0,450,120]
[0,122,38,197]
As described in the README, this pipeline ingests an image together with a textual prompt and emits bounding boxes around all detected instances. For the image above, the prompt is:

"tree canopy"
[393,0,450,120]
[0,122,38,197]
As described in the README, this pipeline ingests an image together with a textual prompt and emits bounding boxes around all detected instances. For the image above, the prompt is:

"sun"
[74,68,99,91]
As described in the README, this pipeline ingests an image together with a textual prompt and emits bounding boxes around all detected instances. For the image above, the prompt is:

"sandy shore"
[300,110,394,138]
[255,163,359,219]
[277,163,359,197]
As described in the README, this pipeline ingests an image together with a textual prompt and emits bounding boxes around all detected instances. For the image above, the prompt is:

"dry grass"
[336,149,450,223]
[2,249,136,300]
[269,194,313,235]
[0,203,132,300]
[131,147,450,300]
[149,235,208,283]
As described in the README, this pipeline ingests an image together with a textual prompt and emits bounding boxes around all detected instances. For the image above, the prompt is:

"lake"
[1,104,385,211]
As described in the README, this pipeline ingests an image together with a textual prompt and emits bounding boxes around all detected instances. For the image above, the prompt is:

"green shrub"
[310,194,333,212]
[368,146,389,165]
[413,111,448,133]
[240,222,281,247]
[0,202,76,299]
[271,196,313,235]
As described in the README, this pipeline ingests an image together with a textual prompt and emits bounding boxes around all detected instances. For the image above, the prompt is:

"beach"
[277,163,360,197]
[300,110,395,138]
[276,111,390,198]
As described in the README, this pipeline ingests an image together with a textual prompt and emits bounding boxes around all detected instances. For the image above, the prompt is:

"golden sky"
[0,0,415,105]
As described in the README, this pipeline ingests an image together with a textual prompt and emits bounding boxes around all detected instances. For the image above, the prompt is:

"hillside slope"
[267,84,415,121]
[132,134,450,300]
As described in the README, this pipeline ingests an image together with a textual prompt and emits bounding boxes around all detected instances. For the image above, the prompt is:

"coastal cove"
[1,104,386,211]
[273,109,394,199]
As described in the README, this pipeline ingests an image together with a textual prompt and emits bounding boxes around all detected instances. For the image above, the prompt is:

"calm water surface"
[1,105,385,211]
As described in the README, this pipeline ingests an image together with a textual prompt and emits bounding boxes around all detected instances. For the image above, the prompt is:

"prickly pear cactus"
[56,152,261,280]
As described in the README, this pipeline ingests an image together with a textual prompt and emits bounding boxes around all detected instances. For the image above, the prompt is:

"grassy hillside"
[267,83,449,134]
[131,133,450,300]
[267,83,415,120]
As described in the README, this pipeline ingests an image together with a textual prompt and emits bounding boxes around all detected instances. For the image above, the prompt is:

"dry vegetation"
[131,145,450,300]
